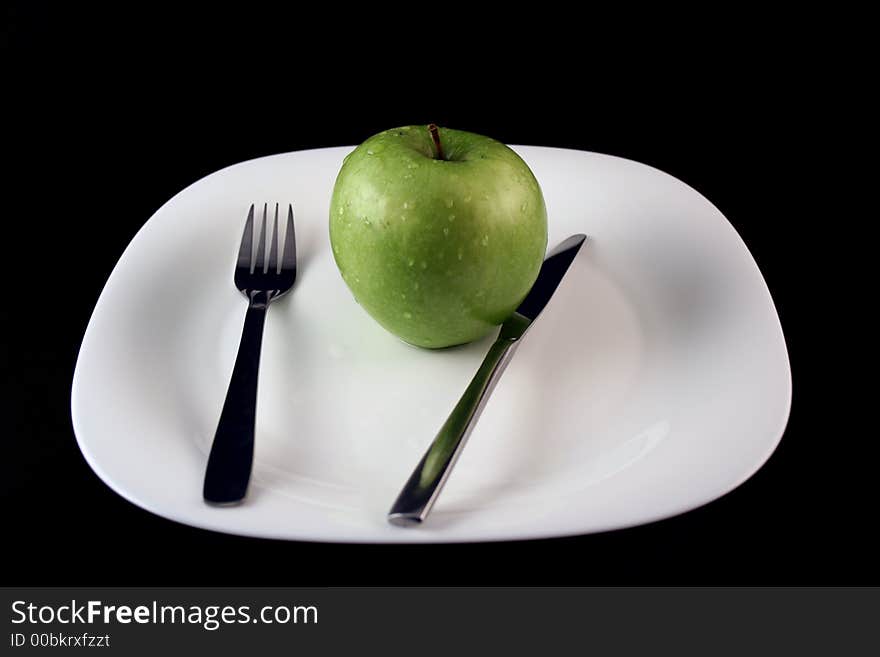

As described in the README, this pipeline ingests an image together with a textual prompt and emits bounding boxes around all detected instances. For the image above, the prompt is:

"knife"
[388,234,587,526]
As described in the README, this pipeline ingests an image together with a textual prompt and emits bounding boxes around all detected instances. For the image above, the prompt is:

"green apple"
[329,125,548,348]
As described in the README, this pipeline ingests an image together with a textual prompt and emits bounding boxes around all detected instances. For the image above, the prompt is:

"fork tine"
[282,204,296,271]
[268,203,280,274]
[253,203,268,274]
[237,204,255,270]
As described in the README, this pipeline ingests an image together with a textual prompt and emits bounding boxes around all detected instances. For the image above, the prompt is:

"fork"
[203,203,297,505]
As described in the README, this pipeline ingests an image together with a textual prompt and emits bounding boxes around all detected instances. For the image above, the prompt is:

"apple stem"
[428,123,445,160]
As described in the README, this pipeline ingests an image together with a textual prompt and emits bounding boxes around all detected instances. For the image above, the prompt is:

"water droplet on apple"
[521,202,528,212]
[448,214,456,222]
[464,195,472,203]
[407,258,414,267]
[401,214,407,222]
[403,173,413,179]
[408,162,419,169]
[481,235,489,246]
[457,249,463,260]
[403,311,412,319]
[443,227,449,236]
[445,199,454,208]
[337,207,344,215]
[362,217,371,227]
[401,293,407,299]
[420,261,427,269]
[367,150,375,155]
[413,282,420,290]
[403,202,409,209]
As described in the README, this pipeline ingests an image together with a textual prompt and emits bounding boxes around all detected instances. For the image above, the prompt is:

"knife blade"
[388,234,587,526]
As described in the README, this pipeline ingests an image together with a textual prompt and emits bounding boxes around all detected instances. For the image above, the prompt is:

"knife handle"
[388,333,520,526]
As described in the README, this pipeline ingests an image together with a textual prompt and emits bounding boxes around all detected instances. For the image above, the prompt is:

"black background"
[3,7,871,584]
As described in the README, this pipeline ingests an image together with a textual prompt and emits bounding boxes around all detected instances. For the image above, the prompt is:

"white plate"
[71,146,791,543]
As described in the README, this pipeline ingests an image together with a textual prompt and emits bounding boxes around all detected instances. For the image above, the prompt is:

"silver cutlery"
[388,234,587,526]
[203,203,297,505]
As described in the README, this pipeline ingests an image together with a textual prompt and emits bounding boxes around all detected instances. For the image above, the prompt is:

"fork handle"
[203,299,269,505]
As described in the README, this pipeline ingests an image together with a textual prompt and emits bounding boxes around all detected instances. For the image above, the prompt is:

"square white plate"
[71,146,791,542]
